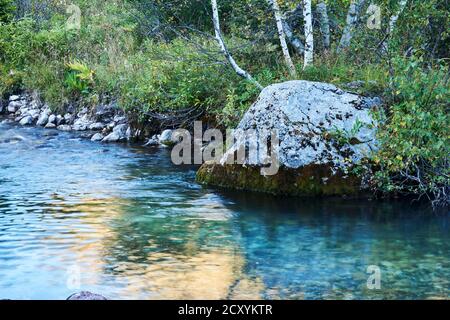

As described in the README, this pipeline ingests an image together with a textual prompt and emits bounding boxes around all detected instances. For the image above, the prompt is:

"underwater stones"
[57,124,72,131]
[91,133,104,142]
[45,123,56,129]
[143,135,160,147]
[67,291,107,300]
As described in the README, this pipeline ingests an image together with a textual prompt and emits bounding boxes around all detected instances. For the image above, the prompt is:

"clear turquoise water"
[0,121,448,300]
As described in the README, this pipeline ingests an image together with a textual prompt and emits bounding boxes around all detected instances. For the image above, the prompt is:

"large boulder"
[197,80,381,197]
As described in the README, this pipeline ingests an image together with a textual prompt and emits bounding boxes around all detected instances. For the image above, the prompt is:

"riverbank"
[0,92,178,147]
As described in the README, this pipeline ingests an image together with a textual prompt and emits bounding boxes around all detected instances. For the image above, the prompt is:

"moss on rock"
[196,162,365,197]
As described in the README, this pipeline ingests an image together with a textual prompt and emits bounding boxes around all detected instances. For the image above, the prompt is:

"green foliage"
[0,0,14,23]
[329,119,366,147]
[371,55,449,206]
[65,60,94,94]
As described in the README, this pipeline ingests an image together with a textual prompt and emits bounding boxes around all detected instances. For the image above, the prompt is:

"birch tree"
[381,0,408,52]
[268,0,297,77]
[337,0,367,52]
[316,0,330,50]
[303,0,313,68]
[211,0,263,90]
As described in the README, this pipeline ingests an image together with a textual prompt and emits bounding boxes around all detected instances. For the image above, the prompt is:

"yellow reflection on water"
[42,195,268,299]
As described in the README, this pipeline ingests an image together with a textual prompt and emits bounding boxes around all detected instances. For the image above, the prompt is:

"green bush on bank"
[372,55,449,206]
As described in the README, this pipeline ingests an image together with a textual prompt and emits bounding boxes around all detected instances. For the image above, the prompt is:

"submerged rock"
[67,291,107,300]
[57,124,72,131]
[45,123,56,129]
[91,133,104,142]
[143,136,160,147]
[197,80,381,196]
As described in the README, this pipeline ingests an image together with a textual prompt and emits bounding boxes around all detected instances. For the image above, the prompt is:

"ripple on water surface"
[0,122,449,299]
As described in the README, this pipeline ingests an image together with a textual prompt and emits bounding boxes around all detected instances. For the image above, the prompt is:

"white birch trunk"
[316,0,330,49]
[381,0,408,52]
[388,0,408,33]
[268,0,297,77]
[211,0,263,90]
[337,0,367,52]
[303,0,313,69]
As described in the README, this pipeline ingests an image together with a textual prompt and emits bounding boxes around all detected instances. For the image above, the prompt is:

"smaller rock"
[77,107,88,117]
[56,115,64,126]
[9,95,20,102]
[57,124,72,131]
[107,122,116,130]
[72,124,87,131]
[143,138,159,147]
[29,109,40,120]
[48,114,56,124]
[102,131,122,142]
[7,101,22,113]
[89,122,105,131]
[45,123,56,129]
[91,133,104,142]
[67,291,107,301]
[36,113,49,126]
[113,123,128,134]
[113,115,127,124]
[64,113,74,124]
[19,116,34,126]
[159,129,177,146]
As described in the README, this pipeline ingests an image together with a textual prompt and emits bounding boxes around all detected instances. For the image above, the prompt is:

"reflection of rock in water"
[117,250,262,300]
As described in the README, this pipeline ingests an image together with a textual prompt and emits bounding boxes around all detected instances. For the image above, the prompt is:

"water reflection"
[0,121,448,299]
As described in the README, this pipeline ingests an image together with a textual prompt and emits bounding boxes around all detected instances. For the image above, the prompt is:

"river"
[0,121,448,299]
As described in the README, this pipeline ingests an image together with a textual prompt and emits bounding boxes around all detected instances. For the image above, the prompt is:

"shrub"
[371,55,449,207]
[0,0,14,23]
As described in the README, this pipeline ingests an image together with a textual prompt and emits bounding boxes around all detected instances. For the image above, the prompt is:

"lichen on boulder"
[197,80,382,196]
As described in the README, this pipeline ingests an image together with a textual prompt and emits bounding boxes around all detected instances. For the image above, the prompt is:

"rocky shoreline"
[0,92,176,147]
[1,81,383,199]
